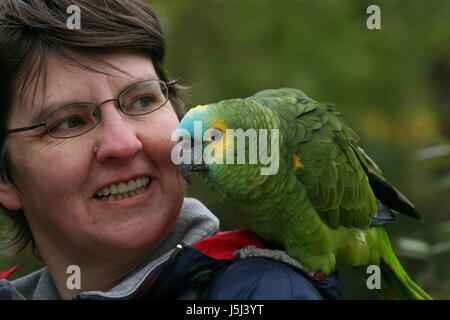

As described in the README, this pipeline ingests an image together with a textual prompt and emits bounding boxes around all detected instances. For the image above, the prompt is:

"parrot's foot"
[233,245,320,279]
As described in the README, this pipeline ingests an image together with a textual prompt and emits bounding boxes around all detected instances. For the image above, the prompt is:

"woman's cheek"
[142,114,180,162]
[33,145,89,194]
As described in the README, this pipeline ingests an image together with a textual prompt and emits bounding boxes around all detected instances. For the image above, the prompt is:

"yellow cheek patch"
[209,118,229,132]
[293,154,305,169]
[216,120,231,154]
[203,119,230,163]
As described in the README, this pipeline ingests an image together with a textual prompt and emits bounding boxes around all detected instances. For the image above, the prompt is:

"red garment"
[0,265,20,280]
[0,230,264,280]
[192,229,266,260]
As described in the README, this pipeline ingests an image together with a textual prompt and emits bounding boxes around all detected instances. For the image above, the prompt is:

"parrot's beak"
[178,140,209,184]
[179,163,192,185]
[178,163,209,185]
[177,138,209,184]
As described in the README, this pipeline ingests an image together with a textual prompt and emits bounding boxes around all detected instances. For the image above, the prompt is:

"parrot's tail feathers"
[376,228,433,300]
[379,260,433,300]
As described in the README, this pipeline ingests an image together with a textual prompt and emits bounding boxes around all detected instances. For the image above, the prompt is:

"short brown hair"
[0,0,184,256]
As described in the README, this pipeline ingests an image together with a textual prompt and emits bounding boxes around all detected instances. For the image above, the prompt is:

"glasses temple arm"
[166,80,178,87]
[6,122,46,134]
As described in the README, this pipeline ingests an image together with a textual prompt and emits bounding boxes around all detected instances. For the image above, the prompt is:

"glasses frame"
[6,79,177,139]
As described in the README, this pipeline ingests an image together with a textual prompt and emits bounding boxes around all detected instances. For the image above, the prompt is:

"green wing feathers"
[263,89,431,299]
[292,100,378,230]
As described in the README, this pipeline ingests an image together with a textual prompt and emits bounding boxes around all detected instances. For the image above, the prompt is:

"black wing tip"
[388,203,424,222]
[409,208,424,221]
[368,173,425,222]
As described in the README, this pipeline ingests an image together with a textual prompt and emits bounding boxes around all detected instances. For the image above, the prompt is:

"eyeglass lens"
[45,80,169,138]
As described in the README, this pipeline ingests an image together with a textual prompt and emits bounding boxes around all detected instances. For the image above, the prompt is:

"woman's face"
[4,50,185,257]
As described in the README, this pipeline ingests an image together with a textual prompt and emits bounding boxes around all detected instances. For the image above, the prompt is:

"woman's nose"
[93,103,143,162]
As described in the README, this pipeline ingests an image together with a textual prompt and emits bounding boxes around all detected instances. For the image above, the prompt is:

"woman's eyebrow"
[119,74,159,90]
[32,99,80,123]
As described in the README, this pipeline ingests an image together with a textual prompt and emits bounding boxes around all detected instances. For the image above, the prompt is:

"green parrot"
[176,88,432,300]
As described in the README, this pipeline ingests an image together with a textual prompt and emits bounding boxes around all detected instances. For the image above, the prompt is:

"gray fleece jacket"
[0,197,220,300]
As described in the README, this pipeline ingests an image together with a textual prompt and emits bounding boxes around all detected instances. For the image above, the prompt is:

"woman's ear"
[0,178,22,211]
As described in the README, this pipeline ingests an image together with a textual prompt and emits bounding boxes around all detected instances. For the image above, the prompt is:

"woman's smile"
[91,175,157,209]
[94,176,151,200]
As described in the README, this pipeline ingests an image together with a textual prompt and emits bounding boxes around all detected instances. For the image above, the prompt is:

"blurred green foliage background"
[1,0,449,299]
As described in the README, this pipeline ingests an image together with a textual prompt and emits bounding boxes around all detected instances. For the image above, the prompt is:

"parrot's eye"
[210,128,224,142]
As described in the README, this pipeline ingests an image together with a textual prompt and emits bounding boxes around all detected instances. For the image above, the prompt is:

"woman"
[0,0,343,300]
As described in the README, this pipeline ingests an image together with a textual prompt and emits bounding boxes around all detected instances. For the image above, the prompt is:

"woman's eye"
[49,117,86,133]
[132,96,155,110]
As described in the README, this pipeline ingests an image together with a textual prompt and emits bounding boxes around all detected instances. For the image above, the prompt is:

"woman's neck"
[39,241,151,300]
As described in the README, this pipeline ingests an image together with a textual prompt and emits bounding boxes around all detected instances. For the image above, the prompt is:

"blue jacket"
[0,230,344,300]
[80,230,344,300]
[132,237,344,300]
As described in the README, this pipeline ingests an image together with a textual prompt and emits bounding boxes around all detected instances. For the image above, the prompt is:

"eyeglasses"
[6,79,177,139]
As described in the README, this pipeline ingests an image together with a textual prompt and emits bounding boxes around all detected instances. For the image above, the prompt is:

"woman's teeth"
[94,177,151,200]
